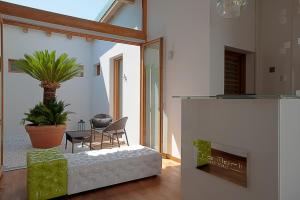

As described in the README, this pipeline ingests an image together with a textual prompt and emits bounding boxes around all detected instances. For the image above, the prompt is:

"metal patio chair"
[100,117,129,149]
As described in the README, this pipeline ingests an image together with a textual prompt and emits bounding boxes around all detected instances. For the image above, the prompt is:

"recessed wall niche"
[193,139,247,187]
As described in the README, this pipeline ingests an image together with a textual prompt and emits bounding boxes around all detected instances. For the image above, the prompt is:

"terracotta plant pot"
[25,125,66,149]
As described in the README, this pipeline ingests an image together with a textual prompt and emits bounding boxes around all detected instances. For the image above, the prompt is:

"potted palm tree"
[16,50,81,148]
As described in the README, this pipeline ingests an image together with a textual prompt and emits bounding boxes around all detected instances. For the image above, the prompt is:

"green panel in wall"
[193,139,212,167]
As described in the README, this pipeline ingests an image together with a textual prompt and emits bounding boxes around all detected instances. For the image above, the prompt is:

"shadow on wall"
[91,41,117,116]
[91,67,110,116]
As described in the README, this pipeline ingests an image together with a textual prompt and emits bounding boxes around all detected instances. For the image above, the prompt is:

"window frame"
[8,59,23,73]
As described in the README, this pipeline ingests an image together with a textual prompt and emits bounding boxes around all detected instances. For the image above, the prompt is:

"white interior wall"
[210,0,256,95]
[280,100,300,200]
[181,99,280,200]
[148,0,256,158]
[3,25,94,141]
[148,0,211,158]
[91,41,140,145]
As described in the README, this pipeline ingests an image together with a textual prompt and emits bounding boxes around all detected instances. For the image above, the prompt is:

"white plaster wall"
[148,0,255,158]
[3,25,94,140]
[181,99,279,200]
[279,99,300,200]
[210,0,256,94]
[91,41,140,145]
[148,0,211,158]
[109,0,142,30]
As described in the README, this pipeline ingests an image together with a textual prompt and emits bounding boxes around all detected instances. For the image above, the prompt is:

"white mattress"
[64,145,162,195]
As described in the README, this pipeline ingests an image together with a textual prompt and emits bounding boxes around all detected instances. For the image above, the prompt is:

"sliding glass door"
[141,38,163,152]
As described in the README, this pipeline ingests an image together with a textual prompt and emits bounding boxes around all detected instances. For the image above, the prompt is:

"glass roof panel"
[1,0,115,21]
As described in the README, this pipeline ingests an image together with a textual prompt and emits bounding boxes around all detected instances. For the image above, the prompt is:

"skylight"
[1,0,115,21]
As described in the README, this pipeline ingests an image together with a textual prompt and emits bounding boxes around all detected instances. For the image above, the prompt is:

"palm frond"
[23,100,72,126]
[15,50,81,84]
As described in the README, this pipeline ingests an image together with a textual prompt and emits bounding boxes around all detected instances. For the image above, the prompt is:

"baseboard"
[161,153,181,163]
[167,155,181,163]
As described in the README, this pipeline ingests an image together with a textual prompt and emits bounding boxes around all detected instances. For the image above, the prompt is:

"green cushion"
[193,140,212,167]
[27,148,67,200]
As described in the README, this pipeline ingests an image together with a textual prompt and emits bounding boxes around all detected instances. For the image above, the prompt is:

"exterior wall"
[3,25,94,140]
[91,41,140,145]
[181,99,279,200]
[109,0,142,30]
[3,1,142,146]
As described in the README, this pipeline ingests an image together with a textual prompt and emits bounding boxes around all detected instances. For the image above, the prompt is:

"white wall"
[148,0,211,158]
[90,1,142,145]
[91,41,140,145]
[210,0,256,94]
[3,0,142,147]
[148,0,256,158]
[280,100,300,200]
[182,99,279,200]
[3,25,94,140]
[109,0,142,30]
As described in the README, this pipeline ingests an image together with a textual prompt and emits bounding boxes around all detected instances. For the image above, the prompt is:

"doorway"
[224,50,246,95]
[140,38,163,152]
[113,56,123,120]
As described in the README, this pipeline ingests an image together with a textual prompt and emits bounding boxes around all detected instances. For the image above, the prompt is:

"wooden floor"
[0,159,181,200]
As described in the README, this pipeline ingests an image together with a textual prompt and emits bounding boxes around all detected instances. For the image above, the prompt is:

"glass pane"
[144,42,160,151]
[1,0,142,30]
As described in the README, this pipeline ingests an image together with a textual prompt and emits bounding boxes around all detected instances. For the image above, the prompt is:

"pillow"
[92,117,112,128]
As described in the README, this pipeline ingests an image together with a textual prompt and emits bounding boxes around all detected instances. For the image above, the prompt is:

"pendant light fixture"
[216,0,248,18]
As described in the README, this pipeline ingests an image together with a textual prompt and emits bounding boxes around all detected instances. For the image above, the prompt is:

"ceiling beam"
[119,0,135,4]
[0,1,145,40]
[3,19,142,46]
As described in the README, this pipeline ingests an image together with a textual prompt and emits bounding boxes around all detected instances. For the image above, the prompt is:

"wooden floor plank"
[0,159,181,200]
